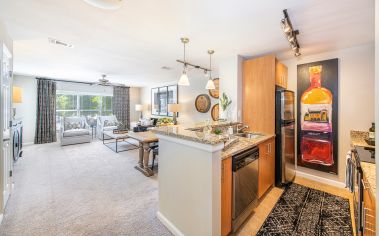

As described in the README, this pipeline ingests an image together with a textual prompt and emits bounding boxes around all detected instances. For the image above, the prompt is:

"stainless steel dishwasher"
[232,146,259,231]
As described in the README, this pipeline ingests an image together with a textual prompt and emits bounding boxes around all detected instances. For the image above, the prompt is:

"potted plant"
[220,92,232,121]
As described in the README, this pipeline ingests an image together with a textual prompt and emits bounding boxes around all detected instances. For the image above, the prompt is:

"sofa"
[97,115,119,140]
[60,117,91,146]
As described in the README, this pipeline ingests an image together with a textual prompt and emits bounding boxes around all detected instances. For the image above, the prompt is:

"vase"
[220,107,231,121]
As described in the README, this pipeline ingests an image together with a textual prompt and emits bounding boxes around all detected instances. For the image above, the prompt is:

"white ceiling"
[0,0,374,87]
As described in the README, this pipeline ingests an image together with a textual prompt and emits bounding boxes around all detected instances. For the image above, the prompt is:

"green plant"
[220,92,232,111]
[158,117,173,124]
[214,128,222,135]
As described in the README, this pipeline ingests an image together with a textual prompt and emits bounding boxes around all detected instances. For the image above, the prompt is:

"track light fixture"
[281,9,301,57]
[176,37,213,87]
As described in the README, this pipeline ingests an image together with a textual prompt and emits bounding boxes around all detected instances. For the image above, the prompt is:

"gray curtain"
[112,86,130,130]
[35,78,57,144]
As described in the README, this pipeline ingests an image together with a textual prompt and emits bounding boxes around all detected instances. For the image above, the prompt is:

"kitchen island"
[151,125,274,236]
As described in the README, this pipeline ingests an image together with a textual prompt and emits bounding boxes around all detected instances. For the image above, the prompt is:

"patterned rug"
[257,183,353,235]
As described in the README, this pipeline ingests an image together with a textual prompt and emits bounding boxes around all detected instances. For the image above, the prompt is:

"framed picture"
[195,94,211,113]
[297,58,339,175]
[151,85,178,117]
[208,78,219,98]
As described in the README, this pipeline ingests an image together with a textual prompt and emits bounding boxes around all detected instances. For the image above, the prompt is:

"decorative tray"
[113,129,128,134]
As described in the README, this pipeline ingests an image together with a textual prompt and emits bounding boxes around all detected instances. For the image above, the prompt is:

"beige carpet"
[0,140,172,236]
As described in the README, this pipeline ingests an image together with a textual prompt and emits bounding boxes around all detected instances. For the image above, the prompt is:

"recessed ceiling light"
[48,38,73,48]
[83,0,123,10]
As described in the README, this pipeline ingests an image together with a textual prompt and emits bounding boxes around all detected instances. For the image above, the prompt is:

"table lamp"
[12,86,23,118]
[168,103,181,125]
[135,104,143,119]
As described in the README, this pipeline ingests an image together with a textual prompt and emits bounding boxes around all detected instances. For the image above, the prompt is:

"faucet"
[237,124,249,133]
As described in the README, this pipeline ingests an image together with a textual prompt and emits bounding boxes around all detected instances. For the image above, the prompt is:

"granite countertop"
[127,131,158,143]
[360,162,376,198]
[350,130,375,149]
[151,125,229,145]
[186,121,242,131]
[351,130,376,198]
[221,134,275,160]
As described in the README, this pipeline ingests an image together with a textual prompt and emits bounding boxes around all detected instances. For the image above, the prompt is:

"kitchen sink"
[234,132,264,139]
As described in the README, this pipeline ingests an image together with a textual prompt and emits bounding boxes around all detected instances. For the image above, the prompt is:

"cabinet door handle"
[267,143,271,155]
[362,201,365,231]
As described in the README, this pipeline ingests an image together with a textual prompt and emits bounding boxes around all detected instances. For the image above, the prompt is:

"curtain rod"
[35,77,130,88]
[36,77,93,85]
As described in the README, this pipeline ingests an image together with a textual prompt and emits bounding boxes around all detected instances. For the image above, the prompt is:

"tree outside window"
[56,92,113,130]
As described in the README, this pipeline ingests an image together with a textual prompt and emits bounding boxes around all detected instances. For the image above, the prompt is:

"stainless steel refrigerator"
[275,89,296,186]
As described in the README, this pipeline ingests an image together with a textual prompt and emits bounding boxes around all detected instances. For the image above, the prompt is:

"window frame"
[151,85,178,117]
[56,91,113,128]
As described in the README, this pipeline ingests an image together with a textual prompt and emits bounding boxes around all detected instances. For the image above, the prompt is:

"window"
[56,91,113,129]
[151,85,178,116]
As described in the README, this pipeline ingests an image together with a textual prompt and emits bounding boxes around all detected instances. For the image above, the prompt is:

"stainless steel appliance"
[232,147,259,231]
[275,89,296,185]
[11,119,23,162]
[352,147,375,235]
[352,150,363,235]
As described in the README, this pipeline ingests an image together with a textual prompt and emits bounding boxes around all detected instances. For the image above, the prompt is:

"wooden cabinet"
[275,60,288,88]
[362,174,376,235]
[243,55,276,134]
[258,138,275,198]
[221,157,232,236]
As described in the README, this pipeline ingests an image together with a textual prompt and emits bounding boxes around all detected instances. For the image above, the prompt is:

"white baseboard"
[296,170,346,189]
[157,211,184,236]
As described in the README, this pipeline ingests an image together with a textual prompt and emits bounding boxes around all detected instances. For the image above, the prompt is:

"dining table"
[127,131,158,177]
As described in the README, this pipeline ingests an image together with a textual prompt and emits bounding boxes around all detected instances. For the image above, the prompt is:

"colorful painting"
[297,59,338,175]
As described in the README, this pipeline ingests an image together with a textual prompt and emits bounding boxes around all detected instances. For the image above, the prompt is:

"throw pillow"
[64,121,82,131]
[104,120,118,127]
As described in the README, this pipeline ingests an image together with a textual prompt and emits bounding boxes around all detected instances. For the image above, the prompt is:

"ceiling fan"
[92,74,125,87]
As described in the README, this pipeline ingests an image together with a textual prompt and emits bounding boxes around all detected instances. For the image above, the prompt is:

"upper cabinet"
[275,60,288,89]
[242,55,288,135]
[243,55,276,134]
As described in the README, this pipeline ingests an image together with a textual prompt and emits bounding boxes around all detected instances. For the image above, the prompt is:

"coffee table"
[102,130,139,153]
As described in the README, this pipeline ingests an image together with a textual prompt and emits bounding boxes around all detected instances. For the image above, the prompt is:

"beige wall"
[218,55,243,122]
[140,73,219,126]
[283,43,375,184]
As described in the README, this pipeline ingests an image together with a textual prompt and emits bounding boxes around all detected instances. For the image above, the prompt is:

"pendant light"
[178,38,190,86]
[205,50,215,90]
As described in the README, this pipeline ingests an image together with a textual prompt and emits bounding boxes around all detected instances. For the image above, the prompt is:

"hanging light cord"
[209,53,212,79]
[183,42,186,66]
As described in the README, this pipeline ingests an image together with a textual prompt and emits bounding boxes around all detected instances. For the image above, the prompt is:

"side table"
[90,125,97,139]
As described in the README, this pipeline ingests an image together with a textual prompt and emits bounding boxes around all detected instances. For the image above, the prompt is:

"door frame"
[0,43,13,216]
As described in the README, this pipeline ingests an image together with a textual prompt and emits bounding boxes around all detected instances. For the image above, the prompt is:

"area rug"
[256,183,352,235]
